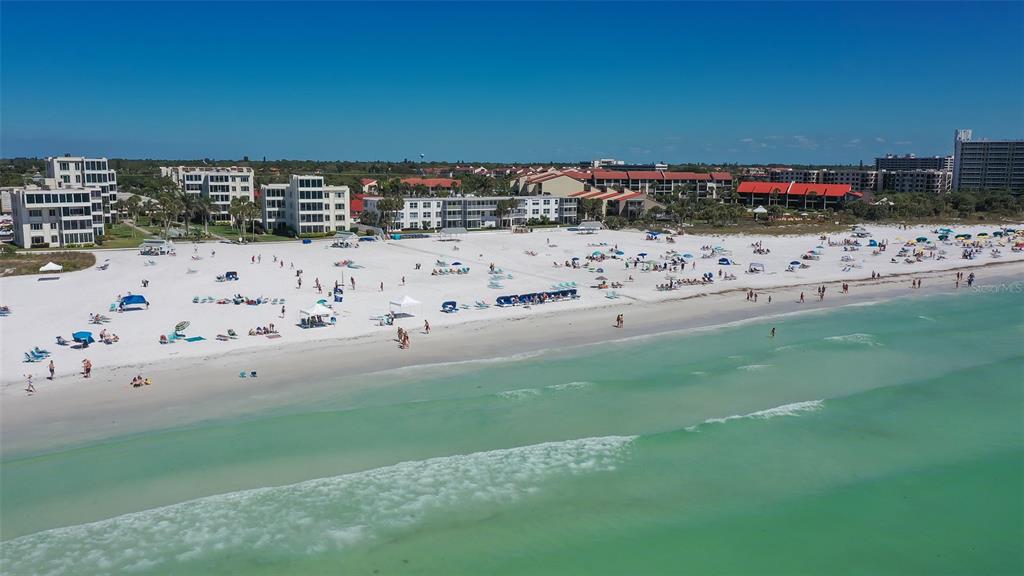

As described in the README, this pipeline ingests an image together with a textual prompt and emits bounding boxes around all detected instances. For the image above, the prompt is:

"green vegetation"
[96,223,148,249]
[0,245,97,276]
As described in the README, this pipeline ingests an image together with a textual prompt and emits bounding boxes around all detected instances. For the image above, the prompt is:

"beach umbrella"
[790,261,801,266]
[977,232,989,237]
[39,262,63,273]
[682,253,694,259]
[175,321,190,333]
[451,261,462,265]
[571,257,580,260]
[955,233,971,239]
[993,231,1004,237]
[637,253,648,258]
[916,236,928,243]
[591,251,602,256]
[72,331,94,343]
[595,275,608,281]
[614,250,624,255]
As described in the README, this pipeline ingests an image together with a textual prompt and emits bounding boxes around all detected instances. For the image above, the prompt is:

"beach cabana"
[752,205,768,220]
[299,303,335,328]
[39,262,63,273]
[389,295,421,317]
[119,294,149,310]
[748,262,765,273]
[718,257,734,266]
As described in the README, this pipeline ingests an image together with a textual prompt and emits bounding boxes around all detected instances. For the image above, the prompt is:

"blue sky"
[2,1,1022,164]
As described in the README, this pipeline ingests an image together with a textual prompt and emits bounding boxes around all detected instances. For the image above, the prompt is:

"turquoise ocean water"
[2,289,1022,575]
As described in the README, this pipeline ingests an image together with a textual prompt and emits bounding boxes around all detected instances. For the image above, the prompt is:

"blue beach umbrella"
[72,331,94,343]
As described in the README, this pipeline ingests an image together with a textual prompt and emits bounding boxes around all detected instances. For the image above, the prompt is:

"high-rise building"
[260,175,350,236]
[160,166,255,222]
[953,129,1024,192]
[875,154,953,172]
[45,155,118,233]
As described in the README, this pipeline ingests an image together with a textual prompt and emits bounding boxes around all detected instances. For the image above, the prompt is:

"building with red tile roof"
[736,181,852,209]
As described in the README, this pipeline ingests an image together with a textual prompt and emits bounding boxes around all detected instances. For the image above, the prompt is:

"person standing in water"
[770,327,776,338]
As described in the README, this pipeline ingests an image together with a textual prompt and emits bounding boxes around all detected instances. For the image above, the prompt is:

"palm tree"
[194,195,215,236]
[229,196,253,239]
[156,192,184,239]
[494,199,517,228]
[122,196,142,237]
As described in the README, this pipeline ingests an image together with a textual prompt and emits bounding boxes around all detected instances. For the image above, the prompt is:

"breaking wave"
[0,436,635,576]
[686,400,824,431]
[824,333,881,346]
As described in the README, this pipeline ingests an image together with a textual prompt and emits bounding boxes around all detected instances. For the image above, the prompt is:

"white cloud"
[875,137,886,143]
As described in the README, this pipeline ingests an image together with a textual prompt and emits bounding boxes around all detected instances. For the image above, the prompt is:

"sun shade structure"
[120,294,149,308]
[300,303,334,318]
[72,331,94,343]
[389,295,421,315]
[38,262,63,273]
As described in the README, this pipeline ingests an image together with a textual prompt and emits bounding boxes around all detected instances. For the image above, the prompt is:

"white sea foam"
[0,435,635,576]
[497,387,542,400]
[917,315,937,322]
[823,333,881,346]
[737,364,773,371]
[546,381,593,392]
[686,400,824,431]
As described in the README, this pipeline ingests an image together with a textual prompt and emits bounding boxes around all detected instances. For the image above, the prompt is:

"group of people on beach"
[129,375,152,388]
[396,327,411,349]
[954,271,976,288]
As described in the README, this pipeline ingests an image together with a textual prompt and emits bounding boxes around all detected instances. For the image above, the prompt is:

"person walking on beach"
[799,292,805,303]
[424,319,430,334]
[351,277,356,291]
[24,374,35,394]
[82,359,92,379]
[48,359,55,380]
[380,281,384,292]
[281,305,286,318]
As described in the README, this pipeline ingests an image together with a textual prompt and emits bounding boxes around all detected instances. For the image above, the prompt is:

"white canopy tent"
[300,303,335,318]
[389,295,421,317]
[38,262,63,273]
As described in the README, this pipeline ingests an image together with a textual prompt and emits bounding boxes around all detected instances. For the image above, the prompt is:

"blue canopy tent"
[718,257,734,265]
[119,294,149,310]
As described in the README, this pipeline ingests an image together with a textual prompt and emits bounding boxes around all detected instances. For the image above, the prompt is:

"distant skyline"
[2,1,1022,165]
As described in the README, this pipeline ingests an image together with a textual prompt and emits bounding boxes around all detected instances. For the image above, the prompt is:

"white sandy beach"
[2,223,1023,454]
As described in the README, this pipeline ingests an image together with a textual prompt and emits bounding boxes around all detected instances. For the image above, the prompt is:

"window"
[29,209,42,217]
[30,223,43,230]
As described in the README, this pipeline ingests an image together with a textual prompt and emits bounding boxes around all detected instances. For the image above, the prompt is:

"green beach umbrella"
[175,321,190,333]
[916,236,928,242]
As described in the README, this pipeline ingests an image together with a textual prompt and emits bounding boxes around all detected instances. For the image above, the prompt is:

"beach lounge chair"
[193,296,200,303]
[216,334,229,341]
[24,352,40,363]
[227,329,238,339]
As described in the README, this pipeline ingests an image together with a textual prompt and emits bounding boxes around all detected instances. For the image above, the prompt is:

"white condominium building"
[363,195,578,230]
[45,155,118,229]
[160,166,255,222]
[261,175,350,236]
[10,184,103,248]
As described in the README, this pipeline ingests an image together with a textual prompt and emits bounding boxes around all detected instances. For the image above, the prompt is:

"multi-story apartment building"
[875,154,953,172]
[160,166,255,222]
[260,175,350,236]
[821,169,878,192]
[766,168,821,184]
[10,183,102,247]
[588,170,733,197]
[45,155,117,232]
[878,169,952,194]
[363,195,578,230]
[953,129,1024,192]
